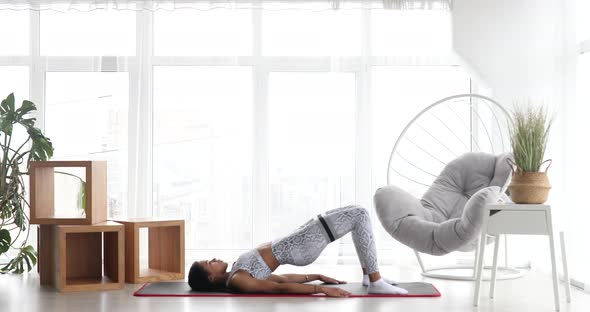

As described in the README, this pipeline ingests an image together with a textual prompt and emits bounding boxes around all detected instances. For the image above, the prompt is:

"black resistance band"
[317,214,335,242]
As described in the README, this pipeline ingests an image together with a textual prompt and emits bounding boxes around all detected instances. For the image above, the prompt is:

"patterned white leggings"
[271,205,380,274]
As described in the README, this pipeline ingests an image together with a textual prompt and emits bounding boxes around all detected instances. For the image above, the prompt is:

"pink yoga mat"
[134,282,441,298]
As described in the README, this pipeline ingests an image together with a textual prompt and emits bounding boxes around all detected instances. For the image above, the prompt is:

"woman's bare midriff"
[227,242,279,286]
[256,242,280,271]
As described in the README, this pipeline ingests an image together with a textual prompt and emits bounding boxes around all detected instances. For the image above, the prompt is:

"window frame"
[6,7,467,255]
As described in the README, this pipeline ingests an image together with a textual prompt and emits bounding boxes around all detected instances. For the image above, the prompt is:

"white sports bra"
[225,249,272,287]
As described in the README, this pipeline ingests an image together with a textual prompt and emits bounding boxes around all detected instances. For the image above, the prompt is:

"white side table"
[473,204,572,311]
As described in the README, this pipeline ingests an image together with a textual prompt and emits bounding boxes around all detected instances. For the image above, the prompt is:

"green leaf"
[15,100,36,120]
[27,127,54,161]
[0,114,14,136]
[23,247,37,267]
[0,93,46,274]
[13,204,24,230]
[0,245,38,274]
[0,93,17,136]
[19,117,36,128]
[1,259,14,273]
[0,194,13,219]
[508,103,552,172]
[23,253,31,271]
[0,229,11,254]
[0,206,11,219]
[0,93,15,115]
[23,245,37,263]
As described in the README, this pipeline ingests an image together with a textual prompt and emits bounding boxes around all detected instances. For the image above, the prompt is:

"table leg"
[490,234,500,298]
[504,234,508,269]
[472,238,481,280]
[560,231,572,303]
[547,213,560,311]
[473,223,488,306]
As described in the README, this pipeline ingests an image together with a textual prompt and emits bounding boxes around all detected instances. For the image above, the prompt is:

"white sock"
[367,278,408,295]
[362,274,397,286]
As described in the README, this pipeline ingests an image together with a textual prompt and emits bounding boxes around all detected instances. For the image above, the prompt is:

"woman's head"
[188,258,228,291]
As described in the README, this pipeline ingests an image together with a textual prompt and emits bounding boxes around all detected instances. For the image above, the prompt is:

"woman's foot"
[367,279,408,295]
[362,275,397,286]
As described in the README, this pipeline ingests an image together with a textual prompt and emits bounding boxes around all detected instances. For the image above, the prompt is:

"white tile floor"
[1,264,588,312]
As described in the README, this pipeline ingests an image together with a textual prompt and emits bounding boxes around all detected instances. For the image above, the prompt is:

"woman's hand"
[319,286,351,297]
[318,274,347,284]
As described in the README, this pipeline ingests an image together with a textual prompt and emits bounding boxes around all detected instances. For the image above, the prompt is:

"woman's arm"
[275,274,346,284]
[230,273,351,297]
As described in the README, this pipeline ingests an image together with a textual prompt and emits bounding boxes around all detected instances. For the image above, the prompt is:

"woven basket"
[508,171,551,204]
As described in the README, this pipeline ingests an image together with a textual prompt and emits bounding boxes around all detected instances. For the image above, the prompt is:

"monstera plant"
[0,93,53,273]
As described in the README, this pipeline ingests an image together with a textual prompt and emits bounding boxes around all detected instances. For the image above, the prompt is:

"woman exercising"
[188,205,408,297]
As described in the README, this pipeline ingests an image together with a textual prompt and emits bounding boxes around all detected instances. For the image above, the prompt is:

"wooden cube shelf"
[30,160,107,225]
[38,222,124,292]
[112,218,184,283]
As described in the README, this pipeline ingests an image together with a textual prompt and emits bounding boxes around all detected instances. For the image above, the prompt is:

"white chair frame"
[386,94,525,281]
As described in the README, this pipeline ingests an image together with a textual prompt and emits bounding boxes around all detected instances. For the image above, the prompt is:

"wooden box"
[38,222,124,292]
[112,218,184,283]
[30,161,107,225]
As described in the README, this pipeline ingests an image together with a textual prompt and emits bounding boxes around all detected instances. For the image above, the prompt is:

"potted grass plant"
[0,93,53,273]
[507,103,553,204]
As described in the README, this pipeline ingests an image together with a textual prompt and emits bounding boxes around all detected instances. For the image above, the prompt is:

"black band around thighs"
[317,214,335,242]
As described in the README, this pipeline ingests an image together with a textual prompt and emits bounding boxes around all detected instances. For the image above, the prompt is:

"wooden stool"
[112,218,185,283]
[30,160,107,225]
[38,222,124,292]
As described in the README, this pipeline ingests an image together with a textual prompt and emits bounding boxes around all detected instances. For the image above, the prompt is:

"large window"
[154,10,252,56]
[262,9,361,56]
[44,72,129,218]
[0,67,29,100]
[268,72,356,237]
[0,11,29,56]
[572,0,590,284]
[41,10,135,56]
[153,66,253,250]
[1,6,468,261]
[0,67,30,164]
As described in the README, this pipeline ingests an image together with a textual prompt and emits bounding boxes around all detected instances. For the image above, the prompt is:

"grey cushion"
[374,152,512,255]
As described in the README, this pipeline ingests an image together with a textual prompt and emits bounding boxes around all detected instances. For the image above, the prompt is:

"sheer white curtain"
[0,0,461,266]
[0,0,451,11]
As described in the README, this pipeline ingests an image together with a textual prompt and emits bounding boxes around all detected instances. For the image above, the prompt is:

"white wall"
[452,0,563,105]
[452,0,575,273]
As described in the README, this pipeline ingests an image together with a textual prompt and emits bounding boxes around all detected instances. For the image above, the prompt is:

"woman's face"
[198,258,228,276]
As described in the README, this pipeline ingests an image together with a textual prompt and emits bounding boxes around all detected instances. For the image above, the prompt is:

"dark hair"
[188,261,215,291]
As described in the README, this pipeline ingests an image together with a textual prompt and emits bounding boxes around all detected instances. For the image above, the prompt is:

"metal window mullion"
[30,8,44,132]
[127,9,154,218]
[152,56,256,66]
[251,3,270,246]
[40,56,131,72]
[151,55,362,70]
[356,3,373,210]
[25,5,42,260]
[0,56,31,66]
[334,3,375,262]
[150,55,460,67]
[264,58,360,72]
[369,55,459,66]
